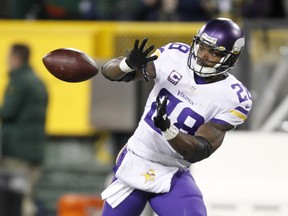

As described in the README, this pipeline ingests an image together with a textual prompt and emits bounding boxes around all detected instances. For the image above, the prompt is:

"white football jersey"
[127,42,252,168]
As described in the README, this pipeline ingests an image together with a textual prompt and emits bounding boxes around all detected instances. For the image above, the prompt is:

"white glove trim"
[162,124,179,140]
[119,58,134,73]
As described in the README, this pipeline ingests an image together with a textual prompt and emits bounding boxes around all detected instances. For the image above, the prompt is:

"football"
[42,48,99,82]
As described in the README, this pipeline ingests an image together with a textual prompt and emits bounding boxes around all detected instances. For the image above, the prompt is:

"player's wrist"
[119,58,134,73]
[162,124,179,140]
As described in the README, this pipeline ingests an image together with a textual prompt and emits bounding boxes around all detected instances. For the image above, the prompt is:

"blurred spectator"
[138,0,216,21]
[135,0,160,20]
[177,0,216,21]
[241,0,286,18]
[0,0,9,18]
[43,0,142,20]
[43,0,82,19]
[5,0,287,20]
[95,0,142,20]
[4,0,218,21]
[6,0,91,20]
[0,44,48,216]
[6,0,35,19]
[216,0,232,17]
[4,0,45,19]
[79,0,98,19]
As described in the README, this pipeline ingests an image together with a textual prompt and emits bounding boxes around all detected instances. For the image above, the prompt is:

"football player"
[101,17,252,216]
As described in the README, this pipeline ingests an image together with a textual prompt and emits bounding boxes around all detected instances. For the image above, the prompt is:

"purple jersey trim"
[158,47,165,53]
[194,72,207,84]
[210,118,231,125]
[235,106,249,116]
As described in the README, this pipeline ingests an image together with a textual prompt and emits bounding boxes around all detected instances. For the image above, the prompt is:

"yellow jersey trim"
[229,110,247,120]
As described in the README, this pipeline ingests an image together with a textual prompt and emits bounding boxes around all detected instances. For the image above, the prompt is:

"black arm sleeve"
[190,135,213,163]
[118,71,137,82]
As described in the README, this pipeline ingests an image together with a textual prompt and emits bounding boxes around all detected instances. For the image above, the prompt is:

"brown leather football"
[42,48,98,82]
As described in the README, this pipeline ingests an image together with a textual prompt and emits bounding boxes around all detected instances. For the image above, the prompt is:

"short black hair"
[11,44,30,63]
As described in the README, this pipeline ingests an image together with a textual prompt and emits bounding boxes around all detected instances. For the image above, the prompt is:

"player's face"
[196,43,224,67]
[7,51,22,71]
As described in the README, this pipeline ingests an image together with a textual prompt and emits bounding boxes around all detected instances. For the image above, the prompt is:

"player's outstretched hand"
[153,95,171,131]
[126,38,158,81]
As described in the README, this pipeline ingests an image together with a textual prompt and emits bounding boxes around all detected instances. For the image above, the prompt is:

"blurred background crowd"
[0,0,287,21]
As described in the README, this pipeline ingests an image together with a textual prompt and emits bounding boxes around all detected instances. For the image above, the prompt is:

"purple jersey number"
[231,83,252,103]
[144,88,205,136]
[158,43,190,54]
[168,43,190,54]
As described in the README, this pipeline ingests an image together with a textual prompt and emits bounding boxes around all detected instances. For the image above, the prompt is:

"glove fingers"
[153,116,161,128]
[154,95,171,132]
[156,95,160,112]
[155,95,168,116]
[157,95,161,104]
[146,55,158,63]
[159,95,168,116]
[139,38,148,52]
[143,45,155,56]
[163,95,168,105]
[133,39,139,51]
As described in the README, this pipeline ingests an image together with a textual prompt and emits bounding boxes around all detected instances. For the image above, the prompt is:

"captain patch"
[168,70,182,85]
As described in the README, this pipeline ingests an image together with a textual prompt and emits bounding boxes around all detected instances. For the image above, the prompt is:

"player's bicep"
[195,121,234,152]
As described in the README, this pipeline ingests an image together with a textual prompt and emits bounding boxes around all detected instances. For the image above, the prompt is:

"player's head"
[8,43,30,71]
[188,17,245,77]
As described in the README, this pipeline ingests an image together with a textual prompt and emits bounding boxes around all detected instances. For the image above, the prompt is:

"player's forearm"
[167,133,213,163]
[102,57,156,82]
[101,57,128,81]
[164,122,230,163]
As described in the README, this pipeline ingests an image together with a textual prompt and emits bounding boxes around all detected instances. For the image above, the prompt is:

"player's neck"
[194,72,228,84]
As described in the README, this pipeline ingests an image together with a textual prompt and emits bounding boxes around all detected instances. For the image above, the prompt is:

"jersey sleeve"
[210,83,253,127]
[211,101,252,127]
